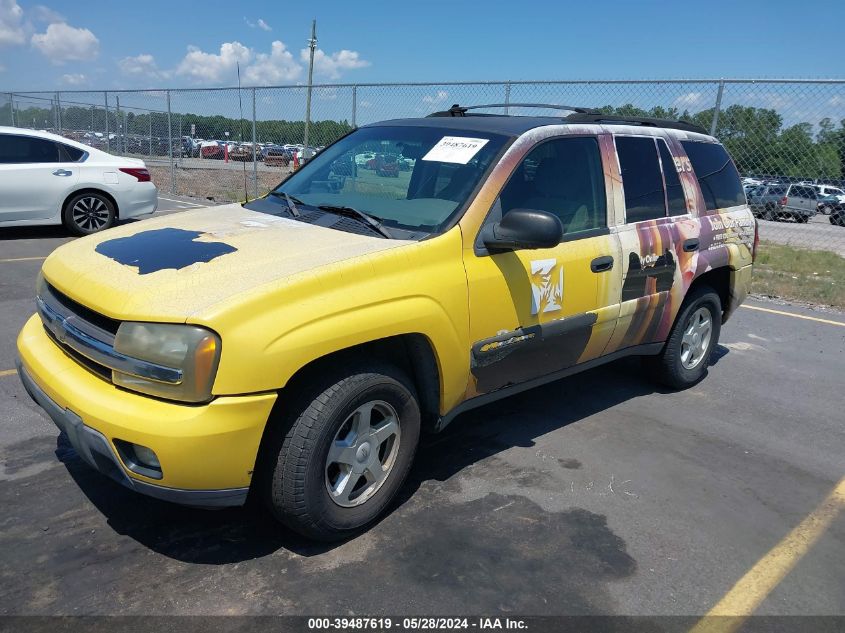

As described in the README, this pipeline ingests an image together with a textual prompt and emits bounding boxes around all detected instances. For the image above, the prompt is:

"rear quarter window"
[681,141,745,210]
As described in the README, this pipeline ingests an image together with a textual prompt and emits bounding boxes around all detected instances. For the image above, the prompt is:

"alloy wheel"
[325,400,401,508]
[680,306,713,370]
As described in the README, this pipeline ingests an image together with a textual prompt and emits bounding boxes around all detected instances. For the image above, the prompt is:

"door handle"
[683,238,700,252]
[52,169,73,177]
[590,255,614,273]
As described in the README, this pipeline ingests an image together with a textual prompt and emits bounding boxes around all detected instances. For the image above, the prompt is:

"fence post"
[104,92,110,153]
[56,92,62,134]
[252,87,258,199]
[148,111,152,158]
[710,79,725,137]
[115,95,121,152]
[8,93,14,127]
[166,90,175,194]
[352,85,357,128]
[504,81,511,115]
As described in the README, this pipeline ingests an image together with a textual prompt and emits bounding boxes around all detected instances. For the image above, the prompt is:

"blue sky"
[1,0,844,91]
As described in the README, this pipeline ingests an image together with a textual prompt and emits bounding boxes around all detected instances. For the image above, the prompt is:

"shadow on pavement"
[56,352,727,565]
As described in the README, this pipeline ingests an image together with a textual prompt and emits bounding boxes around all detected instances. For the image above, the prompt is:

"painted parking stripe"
[741,304,845,327]
[0,369,17,378]
[0,256,47,263]
[157,197,206,207]
[689,476,845,633]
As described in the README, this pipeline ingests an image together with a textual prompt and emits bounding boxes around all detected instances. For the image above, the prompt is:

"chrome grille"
[37,283,183,385]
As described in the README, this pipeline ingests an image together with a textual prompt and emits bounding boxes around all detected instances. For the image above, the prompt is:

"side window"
[498,136,606,234]
[657,139,687,216]
[615,136,666,223]
[681,141,745,210]
[0,134,62,164]
[59,143,86,162]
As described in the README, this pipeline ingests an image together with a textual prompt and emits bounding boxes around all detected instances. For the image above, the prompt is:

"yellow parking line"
[689,476,845,633]
[741,304,845,327]
[0,369,17,378]
[0,256,46,263]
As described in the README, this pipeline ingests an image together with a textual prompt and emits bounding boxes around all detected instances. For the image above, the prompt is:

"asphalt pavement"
[0,200,842,617]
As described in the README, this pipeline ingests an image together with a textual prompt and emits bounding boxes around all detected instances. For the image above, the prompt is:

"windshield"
[268,125,509,235]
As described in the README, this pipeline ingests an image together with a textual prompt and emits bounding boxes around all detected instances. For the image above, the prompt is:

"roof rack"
[563,112,708,134]
[426,103,709,135]
[427,103,600,117]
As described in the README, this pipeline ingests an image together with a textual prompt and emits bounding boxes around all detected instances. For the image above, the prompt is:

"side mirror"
[481,209,563,252]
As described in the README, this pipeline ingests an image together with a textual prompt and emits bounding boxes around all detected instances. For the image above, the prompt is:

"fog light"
[113,439,163,479]
[133,444,161,469]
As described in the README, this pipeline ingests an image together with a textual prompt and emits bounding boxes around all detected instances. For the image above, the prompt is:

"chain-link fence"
[3,79,845,259]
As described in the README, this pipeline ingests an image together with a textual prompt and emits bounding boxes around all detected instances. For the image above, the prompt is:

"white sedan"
[0,126,157,235]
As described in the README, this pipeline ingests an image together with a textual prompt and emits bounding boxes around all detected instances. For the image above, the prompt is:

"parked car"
[355,151,376,166]
[829,204,845,227]
[367,153,399,177]
[262,145,291,167]
[0,126,157,235]
[748,183,817,222]
[817,193,843,215]
[16,107,755,540]
[200,141,224,160]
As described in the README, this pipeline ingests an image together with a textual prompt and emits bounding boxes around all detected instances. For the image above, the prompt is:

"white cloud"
[0,0,25,47]
[118,53,170,80]
[303,48,369,80]
[243,40,301,85]
[61,72,86,85]
[673,92,704,108]
[244,17,271,31]
[31,4,64,23]
[422,90,449,104]
[31,22,99,63]
[176,41,251,84]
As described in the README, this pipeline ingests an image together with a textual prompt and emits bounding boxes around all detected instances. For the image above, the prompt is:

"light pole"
[303,19,317,157]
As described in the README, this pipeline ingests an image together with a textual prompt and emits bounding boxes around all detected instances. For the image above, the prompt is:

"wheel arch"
[62,188,120,219]
[687,266,734,322]
[275,333,442,433]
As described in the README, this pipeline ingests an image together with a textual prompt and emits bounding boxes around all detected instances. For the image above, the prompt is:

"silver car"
[748,184,817,222]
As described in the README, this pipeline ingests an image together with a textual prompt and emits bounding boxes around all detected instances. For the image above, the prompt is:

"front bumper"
[17,314,277,506]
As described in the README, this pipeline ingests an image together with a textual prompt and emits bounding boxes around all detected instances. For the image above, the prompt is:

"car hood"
[42,204,414,322]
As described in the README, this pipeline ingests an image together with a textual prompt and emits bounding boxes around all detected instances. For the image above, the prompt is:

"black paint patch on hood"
[95,228,237,274]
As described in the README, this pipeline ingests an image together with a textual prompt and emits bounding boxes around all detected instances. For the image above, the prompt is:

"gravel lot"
[0,201,843,619]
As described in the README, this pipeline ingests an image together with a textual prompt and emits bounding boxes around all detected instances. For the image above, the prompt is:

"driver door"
[463,135,622,396]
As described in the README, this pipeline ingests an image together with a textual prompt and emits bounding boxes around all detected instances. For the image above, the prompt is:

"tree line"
[2,101,843,180]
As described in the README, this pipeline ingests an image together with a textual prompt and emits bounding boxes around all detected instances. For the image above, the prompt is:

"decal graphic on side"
[95,228,237,274]
[530,258,563,315]
[620,249,677,302]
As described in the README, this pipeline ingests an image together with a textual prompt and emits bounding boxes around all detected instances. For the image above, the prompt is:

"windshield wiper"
[316,205,393,239]
[267,191,302,217]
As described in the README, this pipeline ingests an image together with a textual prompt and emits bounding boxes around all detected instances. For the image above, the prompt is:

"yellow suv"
[17,104,756,540]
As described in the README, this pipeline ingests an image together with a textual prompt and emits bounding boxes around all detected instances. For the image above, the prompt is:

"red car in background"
[366,153,399,177]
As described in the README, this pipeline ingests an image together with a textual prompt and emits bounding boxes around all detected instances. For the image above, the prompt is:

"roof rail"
[564,112,708,134]
[427,103,600,117]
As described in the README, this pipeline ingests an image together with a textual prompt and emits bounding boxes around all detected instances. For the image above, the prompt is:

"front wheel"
[259,362,421,541]
[644,286,722,389]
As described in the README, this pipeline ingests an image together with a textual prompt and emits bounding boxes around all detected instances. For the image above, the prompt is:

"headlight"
[112,322,221,403]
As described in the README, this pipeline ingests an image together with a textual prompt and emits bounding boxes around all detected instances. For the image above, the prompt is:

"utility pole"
[303,19,317,157]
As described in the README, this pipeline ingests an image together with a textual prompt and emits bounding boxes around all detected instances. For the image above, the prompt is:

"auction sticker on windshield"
[422,136,490,164]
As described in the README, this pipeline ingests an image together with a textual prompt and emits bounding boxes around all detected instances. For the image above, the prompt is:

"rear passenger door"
[463,134,622,395]
[787,185,816,218]
[604,135,692,354]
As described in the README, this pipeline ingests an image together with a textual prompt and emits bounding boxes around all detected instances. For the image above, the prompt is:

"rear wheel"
[259,362,421,541]
[763,204,777,221]
[644,286,722,389]
[62,192,116,236]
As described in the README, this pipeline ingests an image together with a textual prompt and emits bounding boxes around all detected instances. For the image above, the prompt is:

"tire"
[644,286,722,390]
[763,205,777,221]
[259,362,421,541]
[62,192,116,236]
